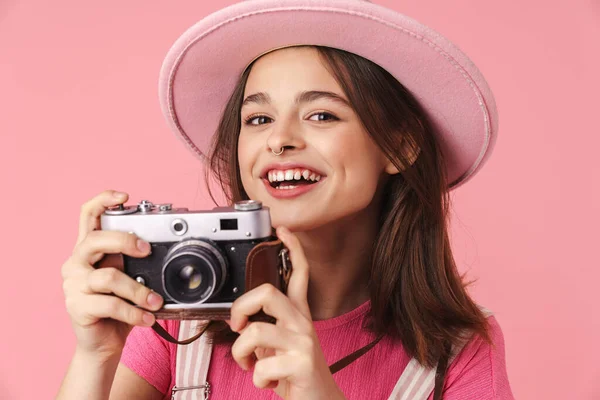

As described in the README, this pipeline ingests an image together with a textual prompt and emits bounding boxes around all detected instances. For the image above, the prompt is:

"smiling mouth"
[266,168,323,189]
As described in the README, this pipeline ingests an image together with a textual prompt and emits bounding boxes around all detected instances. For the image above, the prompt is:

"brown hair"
[205,45,491,398]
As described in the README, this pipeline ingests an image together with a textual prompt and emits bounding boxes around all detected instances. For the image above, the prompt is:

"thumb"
[276,226,311,319]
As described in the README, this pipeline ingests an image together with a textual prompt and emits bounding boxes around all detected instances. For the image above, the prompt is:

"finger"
[85,267,163,311]
[61,255,90,280]
[231,322,298,370]
[253,354,299,389]
[73,230,151,266]
[77,190,129,245]
[276,226,311,318]
[69,293,156,328]
[229,283,304,333]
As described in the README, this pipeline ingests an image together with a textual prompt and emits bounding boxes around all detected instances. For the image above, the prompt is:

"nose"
[266,115,306,154]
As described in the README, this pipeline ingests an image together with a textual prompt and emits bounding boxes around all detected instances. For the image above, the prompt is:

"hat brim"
[158,0,498,190]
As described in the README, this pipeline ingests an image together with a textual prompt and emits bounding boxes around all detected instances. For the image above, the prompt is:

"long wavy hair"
[204,45,491,398]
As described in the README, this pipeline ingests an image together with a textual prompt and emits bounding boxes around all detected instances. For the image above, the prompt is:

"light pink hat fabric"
[158,0,498,190]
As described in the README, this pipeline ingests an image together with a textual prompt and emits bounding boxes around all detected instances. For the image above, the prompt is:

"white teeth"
[276,184,298,190]
[266,168,323,183]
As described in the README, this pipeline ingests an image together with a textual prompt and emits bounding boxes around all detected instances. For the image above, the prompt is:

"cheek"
[331,136,385,201]
[343,168,381,209]
[237,136,256,195]
[237,133,250,164]
[237,137,251,188]
[334,133,384,180]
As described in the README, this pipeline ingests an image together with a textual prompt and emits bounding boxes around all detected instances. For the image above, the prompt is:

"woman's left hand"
[227,226,346,400]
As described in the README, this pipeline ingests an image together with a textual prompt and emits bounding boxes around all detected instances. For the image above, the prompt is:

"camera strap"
[151,319,384,374]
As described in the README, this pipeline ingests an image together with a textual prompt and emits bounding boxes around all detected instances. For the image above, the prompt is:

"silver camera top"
[102,199,271,242]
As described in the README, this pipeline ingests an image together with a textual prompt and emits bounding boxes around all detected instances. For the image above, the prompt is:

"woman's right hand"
[61,190,164,359]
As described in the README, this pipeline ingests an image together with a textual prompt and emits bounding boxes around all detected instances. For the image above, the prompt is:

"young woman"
[57,1,514,399]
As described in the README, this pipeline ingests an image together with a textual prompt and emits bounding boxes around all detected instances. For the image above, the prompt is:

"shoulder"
[442,311,515,399]
[453,313,505,364]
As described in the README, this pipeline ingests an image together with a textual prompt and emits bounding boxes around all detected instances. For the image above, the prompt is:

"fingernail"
[137,239,151,253]
[113,191,127,199]
[147,292,163,308]
[143,312,155,326]
[229,319,239,332]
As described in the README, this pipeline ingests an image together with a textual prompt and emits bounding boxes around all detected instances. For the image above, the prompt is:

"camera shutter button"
[234,200,262,211]
[105,204,137,215]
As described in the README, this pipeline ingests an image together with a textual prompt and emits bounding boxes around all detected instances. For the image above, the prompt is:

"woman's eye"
[308,112,338,122]
[243,112,338,126]
[244,115,272,125]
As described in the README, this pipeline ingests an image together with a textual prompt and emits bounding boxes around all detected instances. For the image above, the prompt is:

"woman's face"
[238,47,397,231]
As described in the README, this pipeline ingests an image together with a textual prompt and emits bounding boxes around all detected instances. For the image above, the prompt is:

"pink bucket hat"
[158,0,498,190]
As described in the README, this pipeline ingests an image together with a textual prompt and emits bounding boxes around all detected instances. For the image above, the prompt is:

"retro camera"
[97,199,290,319]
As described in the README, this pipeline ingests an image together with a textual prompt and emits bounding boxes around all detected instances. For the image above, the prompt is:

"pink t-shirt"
[121,301,514,399]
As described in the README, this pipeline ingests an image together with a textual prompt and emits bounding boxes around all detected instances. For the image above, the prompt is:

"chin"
[269,209,325,233]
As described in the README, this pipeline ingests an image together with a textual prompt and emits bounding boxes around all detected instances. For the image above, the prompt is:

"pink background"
[1,0,599,399]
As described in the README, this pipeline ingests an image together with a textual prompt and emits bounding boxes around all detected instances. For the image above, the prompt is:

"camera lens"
[162,238,227,304]
[179,265,202,289]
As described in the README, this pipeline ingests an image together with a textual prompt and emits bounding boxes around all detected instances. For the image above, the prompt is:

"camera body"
[98,199,289,319]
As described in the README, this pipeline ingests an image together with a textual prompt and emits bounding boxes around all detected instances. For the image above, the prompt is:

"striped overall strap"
[172,320,214,400]
[387,307,494,400]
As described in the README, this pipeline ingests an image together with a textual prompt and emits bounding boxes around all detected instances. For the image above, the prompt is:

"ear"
[384,160,401,175]
[384,136,420,175]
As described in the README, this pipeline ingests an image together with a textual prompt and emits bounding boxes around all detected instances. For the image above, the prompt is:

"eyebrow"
[241,90,351,109]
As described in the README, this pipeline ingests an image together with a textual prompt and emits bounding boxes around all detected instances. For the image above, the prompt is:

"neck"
[293,203,381,320]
